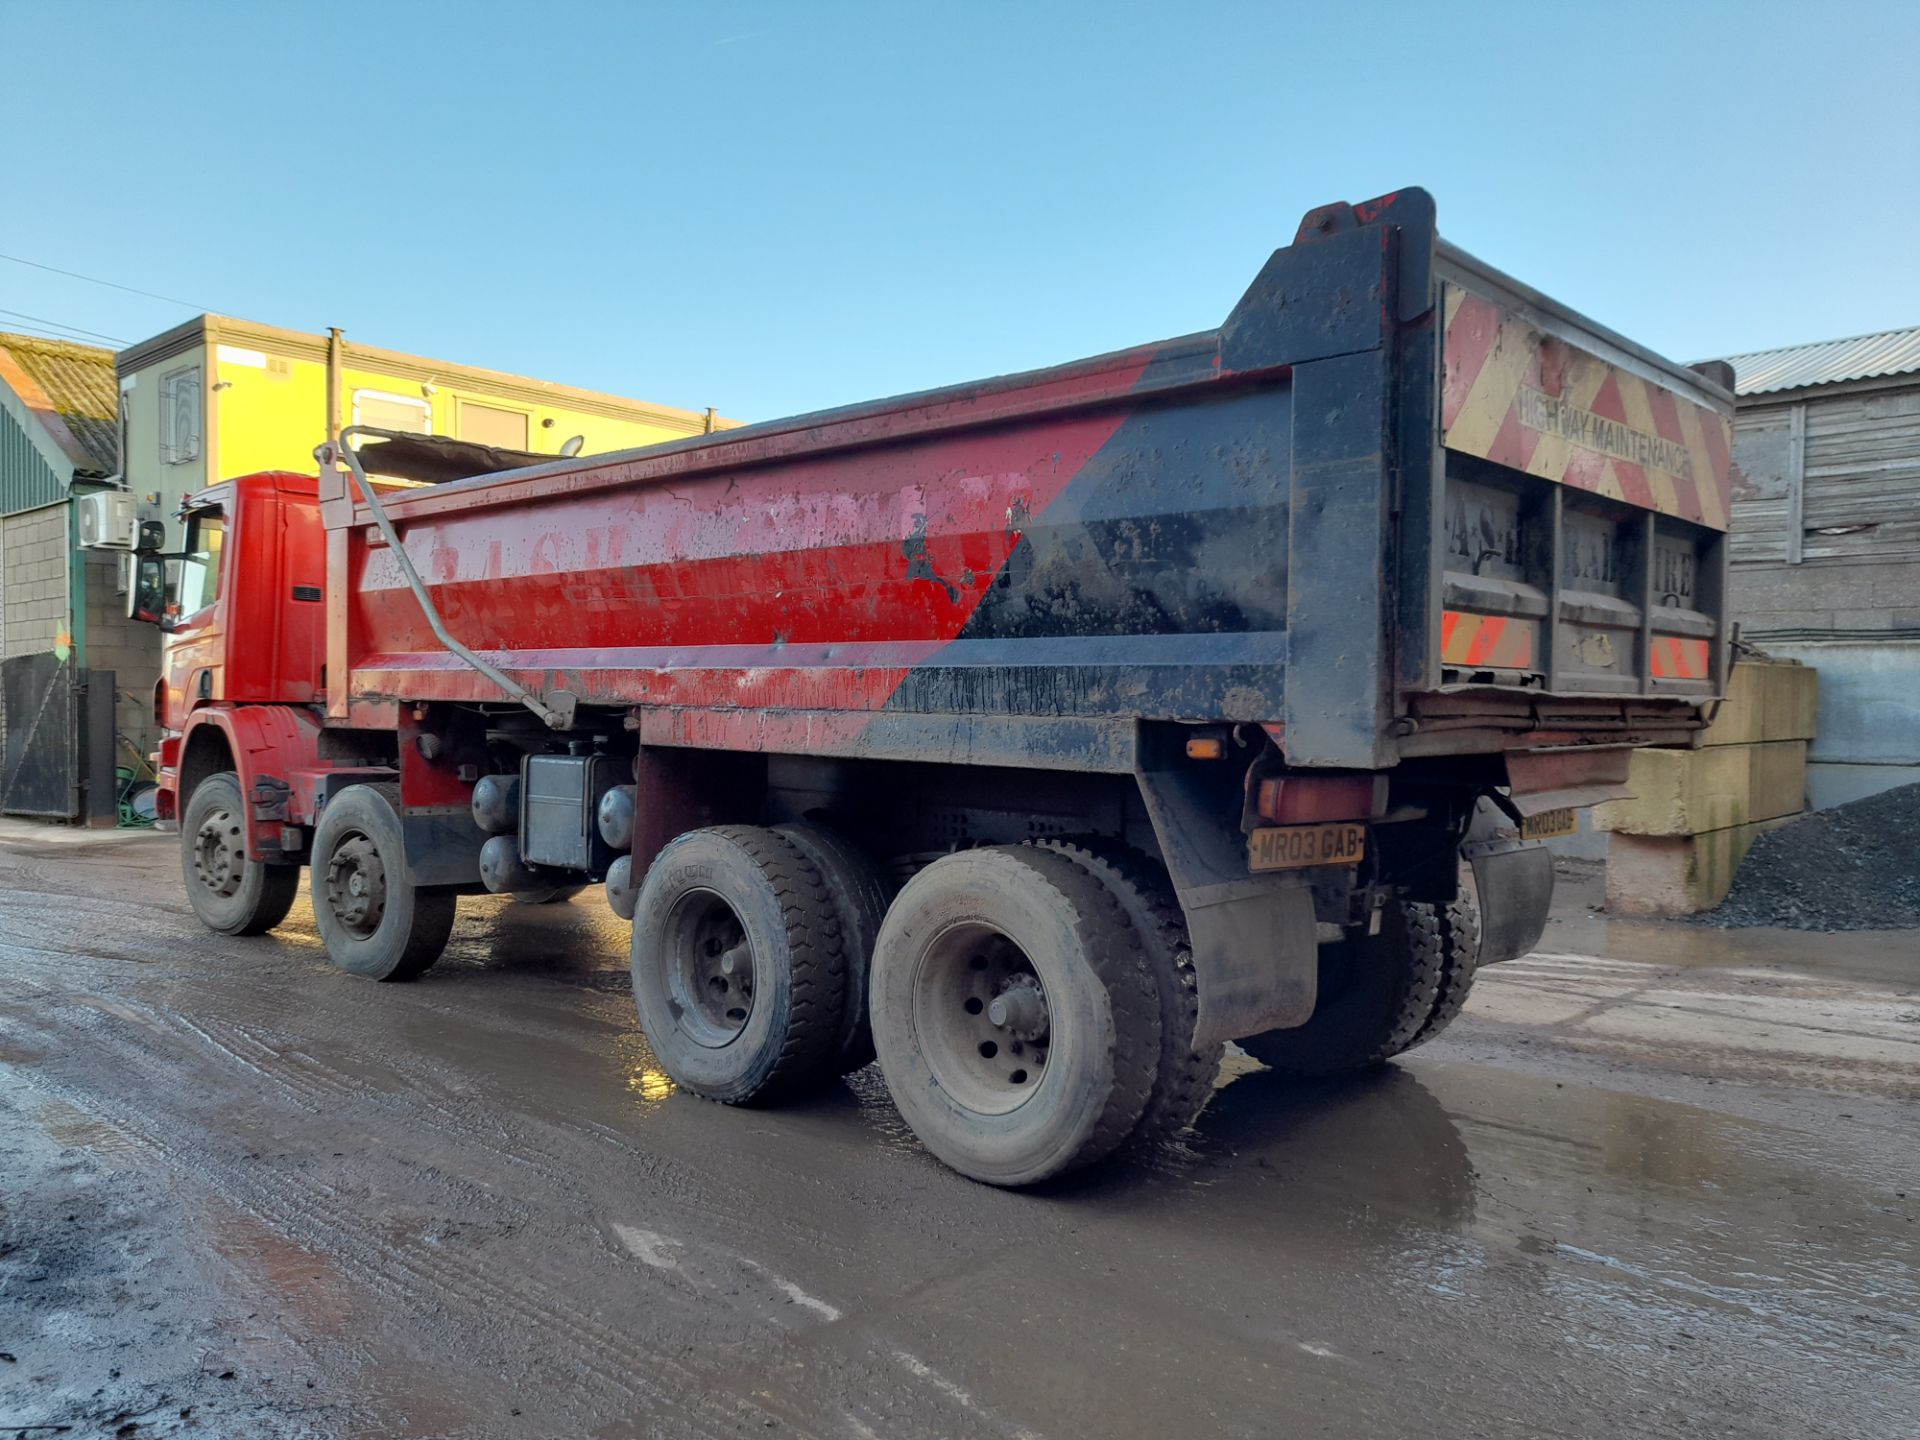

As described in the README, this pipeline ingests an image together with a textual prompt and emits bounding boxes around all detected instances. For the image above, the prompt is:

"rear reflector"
[1441,610,1537,670]
[1255,775,1386,825]
[1650,636,1712,680]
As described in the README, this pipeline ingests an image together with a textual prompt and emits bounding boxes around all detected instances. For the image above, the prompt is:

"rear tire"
[870,847,1160,1187]
[1239,898,1445,1077]
[774,822,891,1074]
[629,826,847,1104]
[1032,838,1221,1149]
[1405,894,1480,1051]
[180,771,301,936]
[311,783,456,982]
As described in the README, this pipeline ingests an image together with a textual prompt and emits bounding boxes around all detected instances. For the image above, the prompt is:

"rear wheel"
[311,783,456,981]
[774,822,891,1074]
[1240,897,1446,1077]
[870,847,1160,1186]
[180,771,301,936]
[1032,838,1221,1150]
[1406,894,1480,1050]
[629,826,847,1104]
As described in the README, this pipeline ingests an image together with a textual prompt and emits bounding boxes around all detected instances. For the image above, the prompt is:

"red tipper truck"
[138,189,1735,1185]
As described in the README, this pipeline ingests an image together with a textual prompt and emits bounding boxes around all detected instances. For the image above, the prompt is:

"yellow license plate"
[1248,822,1367,873]
[1520,807,1577,840]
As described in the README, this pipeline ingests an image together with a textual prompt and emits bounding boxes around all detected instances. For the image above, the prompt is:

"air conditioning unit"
[78,490,138,549]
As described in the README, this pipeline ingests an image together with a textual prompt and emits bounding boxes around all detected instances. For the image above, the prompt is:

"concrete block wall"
[1598,658,1817,915]
[1766,639,1920,809]
[0,504,73,759]
[1729,560,1920,640]
[81,548,162,760]
[1,504,71,660]
[2,505,161,783]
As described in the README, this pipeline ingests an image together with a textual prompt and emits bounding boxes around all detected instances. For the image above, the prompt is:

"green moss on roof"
[0,331,119,475]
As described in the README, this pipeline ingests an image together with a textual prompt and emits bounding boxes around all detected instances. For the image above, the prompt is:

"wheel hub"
[326,834,387,940]
[191,808,245,898]
[663,890,756,1047]
[912,925,1051,1116]
[987,977,1048,1041]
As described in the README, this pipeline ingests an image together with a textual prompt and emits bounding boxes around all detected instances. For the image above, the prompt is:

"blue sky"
[4,0,1917,421]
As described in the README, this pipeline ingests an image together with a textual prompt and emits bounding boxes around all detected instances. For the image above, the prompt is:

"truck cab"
[140,471,327,820]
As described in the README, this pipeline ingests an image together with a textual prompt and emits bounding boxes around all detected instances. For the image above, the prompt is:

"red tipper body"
[312,210,1730,767]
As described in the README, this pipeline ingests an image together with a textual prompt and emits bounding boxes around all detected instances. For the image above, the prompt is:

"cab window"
[172,510,226,618]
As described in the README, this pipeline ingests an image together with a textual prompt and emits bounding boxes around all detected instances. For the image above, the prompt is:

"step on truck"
[138,189,1735,1186]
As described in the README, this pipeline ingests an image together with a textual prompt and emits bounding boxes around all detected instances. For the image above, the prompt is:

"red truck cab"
[149,471,326,824]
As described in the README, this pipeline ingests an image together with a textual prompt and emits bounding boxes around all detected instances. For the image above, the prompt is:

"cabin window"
[160,366,201,465]
[457,402,530,451]
[352,389,432,437]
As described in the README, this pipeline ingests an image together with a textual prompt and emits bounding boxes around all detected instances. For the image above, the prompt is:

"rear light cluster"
[1254,774,1386,825]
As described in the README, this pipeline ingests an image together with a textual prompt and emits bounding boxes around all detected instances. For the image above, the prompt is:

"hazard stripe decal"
[1441,611,1537,670]
[1442,285,1732,532]
[1649,636,1712,680]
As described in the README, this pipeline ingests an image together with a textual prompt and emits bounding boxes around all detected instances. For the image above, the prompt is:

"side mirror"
[136,519,167,553]
[130,553,168,625]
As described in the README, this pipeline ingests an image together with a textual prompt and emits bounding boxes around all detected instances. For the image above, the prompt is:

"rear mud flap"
[1181,875,1318,1051]
[1134,760,1319,1051]
[1462,838,1553,963]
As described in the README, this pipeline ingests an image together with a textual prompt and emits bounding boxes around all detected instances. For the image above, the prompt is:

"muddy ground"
[0,826,1914,1440]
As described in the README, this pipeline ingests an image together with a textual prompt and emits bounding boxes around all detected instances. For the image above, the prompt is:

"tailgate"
[1431,250,1734,699]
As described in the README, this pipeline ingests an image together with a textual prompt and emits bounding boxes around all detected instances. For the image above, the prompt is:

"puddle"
[1543,865,1920,988]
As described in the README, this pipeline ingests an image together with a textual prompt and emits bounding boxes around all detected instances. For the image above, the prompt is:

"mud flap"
[1180,874,1319,1050]
[1462,837,1553,964]
[1135,762,1319,1051]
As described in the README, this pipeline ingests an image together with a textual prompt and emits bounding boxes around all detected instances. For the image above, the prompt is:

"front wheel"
[180,771,301,936]
[311,783,456,981]
[870,847,1160,1187]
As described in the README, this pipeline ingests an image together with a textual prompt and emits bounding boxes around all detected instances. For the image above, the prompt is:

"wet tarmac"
[0,829,1914,1439]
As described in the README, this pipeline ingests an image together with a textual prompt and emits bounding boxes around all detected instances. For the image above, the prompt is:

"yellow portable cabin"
[117,316,733,543]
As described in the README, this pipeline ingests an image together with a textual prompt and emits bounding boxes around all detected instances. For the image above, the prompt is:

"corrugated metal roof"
[0,331,119,474]
[1712,324,1920,397]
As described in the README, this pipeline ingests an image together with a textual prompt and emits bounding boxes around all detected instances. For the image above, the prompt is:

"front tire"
[629,826,848,1105]
[870,847,1160,1187]
[311,783,456,981]
[180,771,301,936]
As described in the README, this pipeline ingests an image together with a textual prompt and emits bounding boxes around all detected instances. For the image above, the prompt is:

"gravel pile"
[1709,782,1920,930]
